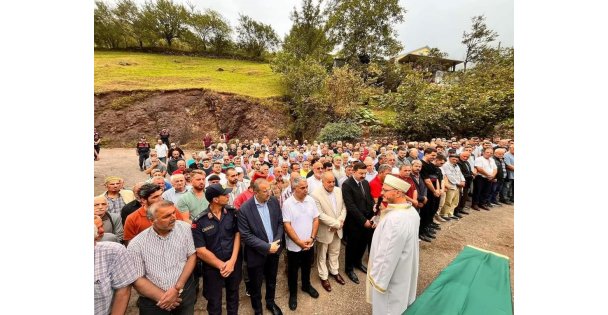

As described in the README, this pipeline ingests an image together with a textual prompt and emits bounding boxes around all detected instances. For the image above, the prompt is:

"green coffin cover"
[404,245,513,315]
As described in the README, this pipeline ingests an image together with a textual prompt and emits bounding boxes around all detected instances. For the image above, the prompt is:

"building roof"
[395,46,462,66]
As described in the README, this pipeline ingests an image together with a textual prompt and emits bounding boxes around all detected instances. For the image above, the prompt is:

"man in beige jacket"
[310,171,347,292]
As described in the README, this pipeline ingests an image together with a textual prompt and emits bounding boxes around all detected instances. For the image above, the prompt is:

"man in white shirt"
[306,162,324,193]
[364,157,378,181]
[283,177,320,311]
[155,139,169,163]
[472,147,497,210]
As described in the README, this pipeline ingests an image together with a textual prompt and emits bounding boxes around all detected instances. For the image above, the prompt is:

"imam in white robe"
[366,203,420,315]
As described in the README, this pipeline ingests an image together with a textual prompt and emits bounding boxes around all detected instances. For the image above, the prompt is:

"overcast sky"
[111,0,513,62]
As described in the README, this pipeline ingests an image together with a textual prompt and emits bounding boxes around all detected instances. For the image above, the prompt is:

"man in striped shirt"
[128,200,197,315]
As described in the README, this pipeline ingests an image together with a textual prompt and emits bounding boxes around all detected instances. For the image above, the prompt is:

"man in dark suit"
[341,161,375,284]
[238,179,284,315]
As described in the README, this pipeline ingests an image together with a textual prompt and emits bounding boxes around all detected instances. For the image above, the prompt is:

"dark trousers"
[137,275,196,315]
[420,193,440,233]
[490,179,505,203]
[202,260,242,315]
[456,178,473,211]
[138,153,149,169]
[161,137,170,146]
[247,253,280,313]
[472,176,491,206]
[345,227,372,271]
[287,249,314,296]
[501,179,514,202]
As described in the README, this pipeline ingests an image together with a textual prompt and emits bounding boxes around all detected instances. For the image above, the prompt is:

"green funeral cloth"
[404,245,513,315]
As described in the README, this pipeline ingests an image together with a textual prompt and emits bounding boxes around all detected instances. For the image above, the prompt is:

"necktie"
[358,181,365,196]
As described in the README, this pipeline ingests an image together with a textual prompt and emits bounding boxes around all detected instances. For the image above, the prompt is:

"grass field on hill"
[94,51,284,98]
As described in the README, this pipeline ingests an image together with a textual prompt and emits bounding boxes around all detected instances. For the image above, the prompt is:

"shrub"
[317,122,362,143]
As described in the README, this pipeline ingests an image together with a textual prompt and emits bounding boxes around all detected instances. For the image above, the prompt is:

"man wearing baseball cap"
[366,174,420,315]
[192,184,242,315]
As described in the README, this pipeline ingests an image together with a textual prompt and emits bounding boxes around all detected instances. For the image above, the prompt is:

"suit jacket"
[341,177,374,235]
[237,195,284,268]
[310,186,347,244]
[457,159,474,181]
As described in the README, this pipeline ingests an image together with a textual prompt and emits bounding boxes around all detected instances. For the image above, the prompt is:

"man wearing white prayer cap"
[366,174,420,315]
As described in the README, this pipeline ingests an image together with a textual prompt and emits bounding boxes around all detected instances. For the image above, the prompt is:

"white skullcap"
[383,174,411,193]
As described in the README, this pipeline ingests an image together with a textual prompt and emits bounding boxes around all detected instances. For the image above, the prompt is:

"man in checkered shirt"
[94,222,138,315]
[128,200,197,314]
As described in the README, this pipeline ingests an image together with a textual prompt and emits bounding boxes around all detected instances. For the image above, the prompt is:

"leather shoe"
[288,295,297,311]
[424,231,436,239]
[432,225,441,230]
[450,216,460,220]
[419,234,432,242]
[346,270,359,284]
[356,264,367,273]
[460,210,470,215]
[303,286,319,298]
[454,213,464,218]
[332,273,346,285]
[441,216,452,221]
[321,279,332,292]
[266,303,283,315]
[471,204,480,211]
[434,215,447,222]
[480,204,490,210]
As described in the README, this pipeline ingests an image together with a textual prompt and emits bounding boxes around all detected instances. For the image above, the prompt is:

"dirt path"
[94,148,514,314]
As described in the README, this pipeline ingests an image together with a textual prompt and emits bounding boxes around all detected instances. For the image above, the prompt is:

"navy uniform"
[192,202,242,315]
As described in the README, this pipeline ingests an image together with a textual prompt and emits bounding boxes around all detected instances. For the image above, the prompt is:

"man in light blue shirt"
[503,144,515,203]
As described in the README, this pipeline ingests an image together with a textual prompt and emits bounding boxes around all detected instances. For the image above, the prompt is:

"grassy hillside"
[94,51,284,98]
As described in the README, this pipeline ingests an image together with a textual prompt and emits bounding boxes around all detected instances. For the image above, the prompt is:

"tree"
[143,0,189,47]
[378,47,513,139]
[282,0,333,63]
[326,0,405,65]
[236,14,281,58]
[187,9,232,53]
[112,0,156,48]
[462,15,498,71]
[322,65,377,120]
[94,1,122,48]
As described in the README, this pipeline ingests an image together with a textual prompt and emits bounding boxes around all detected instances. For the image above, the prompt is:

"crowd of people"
[94,133,515,315]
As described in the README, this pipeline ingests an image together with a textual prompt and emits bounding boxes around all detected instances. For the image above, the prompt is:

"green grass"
[95,51,284,98]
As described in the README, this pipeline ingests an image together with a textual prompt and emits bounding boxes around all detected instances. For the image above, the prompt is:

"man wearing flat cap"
[99,176,135,215]
[366,174,420,315]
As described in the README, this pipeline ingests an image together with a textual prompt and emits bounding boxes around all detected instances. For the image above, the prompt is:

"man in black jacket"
[237,179,284,315]
[341,161,375,284]
[455,151,474,215]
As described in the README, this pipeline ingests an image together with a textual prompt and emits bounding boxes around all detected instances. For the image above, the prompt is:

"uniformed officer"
[192,184,242,315]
